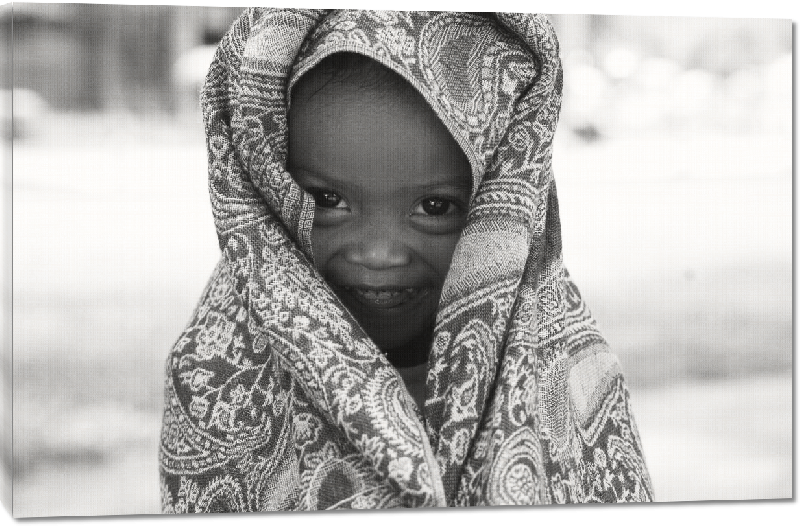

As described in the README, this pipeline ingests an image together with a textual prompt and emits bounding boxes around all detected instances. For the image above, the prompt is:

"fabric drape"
[159,9,654,511]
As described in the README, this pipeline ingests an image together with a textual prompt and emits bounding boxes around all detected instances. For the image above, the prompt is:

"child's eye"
[414,197,458,216]
[307,188,348,209]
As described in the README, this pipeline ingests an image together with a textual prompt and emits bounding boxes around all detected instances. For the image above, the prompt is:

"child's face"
[288,72,471,360]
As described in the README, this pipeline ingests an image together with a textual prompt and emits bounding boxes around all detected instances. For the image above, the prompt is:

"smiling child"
[160,9,653,512]
[288,53,472,405]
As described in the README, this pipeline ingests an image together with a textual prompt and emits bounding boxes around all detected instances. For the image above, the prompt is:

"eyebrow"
[417,181,472,192]
[289,166,472,192]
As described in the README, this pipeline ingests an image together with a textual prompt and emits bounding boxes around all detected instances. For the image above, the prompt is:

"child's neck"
[380,327,432,410]
[397,362,427,410]
[380,325,433,368]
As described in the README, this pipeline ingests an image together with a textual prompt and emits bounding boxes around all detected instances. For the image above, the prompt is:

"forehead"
[288,62,471,191]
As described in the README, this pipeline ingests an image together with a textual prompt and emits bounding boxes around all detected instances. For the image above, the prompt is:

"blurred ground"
[9,112,791,516]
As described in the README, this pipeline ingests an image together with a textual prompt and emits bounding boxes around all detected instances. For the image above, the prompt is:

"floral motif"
[375,26,415,56]
[195,311,236,360]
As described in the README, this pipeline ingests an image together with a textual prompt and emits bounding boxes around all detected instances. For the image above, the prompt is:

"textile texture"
[159,9,654,511]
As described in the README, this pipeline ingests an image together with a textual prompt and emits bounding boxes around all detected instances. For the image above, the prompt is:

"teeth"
[357,289,400,300]
[341,286,426,304]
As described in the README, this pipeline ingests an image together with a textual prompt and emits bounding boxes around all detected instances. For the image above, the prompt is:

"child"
[287,52,472,409]
[160,9,653,512]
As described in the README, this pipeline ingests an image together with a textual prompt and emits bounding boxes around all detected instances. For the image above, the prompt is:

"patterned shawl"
[159,9,654,511]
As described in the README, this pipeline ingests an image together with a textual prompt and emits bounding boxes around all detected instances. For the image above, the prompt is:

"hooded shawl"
[159,9,654,511]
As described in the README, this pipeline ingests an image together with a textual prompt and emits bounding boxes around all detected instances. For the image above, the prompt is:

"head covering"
[160,9,653,511]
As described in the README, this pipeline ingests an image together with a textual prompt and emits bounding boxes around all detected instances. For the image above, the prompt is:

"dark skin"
[287,64,471,407]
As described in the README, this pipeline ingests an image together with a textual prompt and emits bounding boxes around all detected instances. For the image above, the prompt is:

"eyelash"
[306,188,348,210]
[413,197,459,216]
[305,188,462,217]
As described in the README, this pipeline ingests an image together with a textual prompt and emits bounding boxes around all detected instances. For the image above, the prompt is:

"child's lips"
[336,285,432,310]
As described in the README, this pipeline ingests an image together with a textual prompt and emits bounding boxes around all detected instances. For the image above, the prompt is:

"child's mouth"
[338,286,430,309]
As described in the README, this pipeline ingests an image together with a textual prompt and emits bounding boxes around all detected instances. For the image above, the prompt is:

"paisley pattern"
[160,9,654,511]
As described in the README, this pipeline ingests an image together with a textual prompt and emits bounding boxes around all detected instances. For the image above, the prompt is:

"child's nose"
[344,223,411,270]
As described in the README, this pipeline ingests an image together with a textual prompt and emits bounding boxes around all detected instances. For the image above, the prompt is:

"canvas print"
[0,3,792,518]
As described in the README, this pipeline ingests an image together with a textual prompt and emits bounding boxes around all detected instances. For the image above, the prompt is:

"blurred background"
[1,4,792,517]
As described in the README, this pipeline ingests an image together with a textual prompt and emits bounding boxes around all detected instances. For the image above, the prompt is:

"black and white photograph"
[0,0,793,519]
